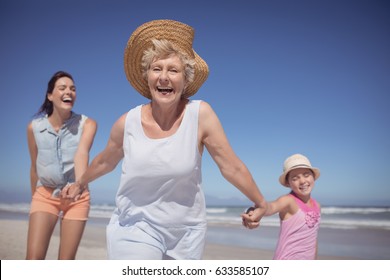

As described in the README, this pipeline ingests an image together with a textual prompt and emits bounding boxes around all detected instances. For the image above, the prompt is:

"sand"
[1,218,346,260]
[0,219,274,260]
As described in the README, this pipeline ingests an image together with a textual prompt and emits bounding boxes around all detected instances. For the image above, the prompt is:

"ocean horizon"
[1,202,389,231]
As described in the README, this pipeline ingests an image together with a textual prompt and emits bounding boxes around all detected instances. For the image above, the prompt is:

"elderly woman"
[64,19,266,260]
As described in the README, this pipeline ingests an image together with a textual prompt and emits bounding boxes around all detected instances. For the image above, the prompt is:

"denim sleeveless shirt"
[32,112,87,189]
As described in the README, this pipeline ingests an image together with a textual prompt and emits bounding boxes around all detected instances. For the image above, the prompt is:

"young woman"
[26,71,97,259]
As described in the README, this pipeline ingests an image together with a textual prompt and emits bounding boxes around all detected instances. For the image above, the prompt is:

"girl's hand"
[241,206,266,229]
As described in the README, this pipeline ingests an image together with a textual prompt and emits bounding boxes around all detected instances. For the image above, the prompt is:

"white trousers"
[106,216,207,260]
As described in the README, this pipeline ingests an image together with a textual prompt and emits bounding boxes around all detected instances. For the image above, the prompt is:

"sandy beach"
[3,214,388,280]
[0,213,351,260]
[0,218,276,260]
[4,206,390,260]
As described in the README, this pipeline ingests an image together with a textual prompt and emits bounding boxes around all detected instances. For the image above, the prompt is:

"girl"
[263,154,321,260]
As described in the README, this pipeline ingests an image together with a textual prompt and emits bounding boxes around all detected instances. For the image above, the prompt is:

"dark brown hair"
[36,71,74,116]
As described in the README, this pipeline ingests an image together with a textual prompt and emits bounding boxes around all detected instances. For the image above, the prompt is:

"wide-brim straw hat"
[124,19,209,99]
[279,154,320,187]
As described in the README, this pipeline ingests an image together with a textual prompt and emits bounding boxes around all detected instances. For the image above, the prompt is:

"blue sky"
[0,0,389,206]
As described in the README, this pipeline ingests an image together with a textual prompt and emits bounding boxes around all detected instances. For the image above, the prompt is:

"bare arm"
[198,101,266,228]
[73,117,97,189]
[264,195,292,217]
[64,113,126,199]
[27,123,38,196]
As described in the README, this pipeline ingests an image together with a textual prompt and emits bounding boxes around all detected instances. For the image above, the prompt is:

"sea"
[2,203,388,230]
[1,203,389,259]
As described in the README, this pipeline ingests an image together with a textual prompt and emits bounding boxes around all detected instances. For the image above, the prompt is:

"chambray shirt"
[32,112,87,189]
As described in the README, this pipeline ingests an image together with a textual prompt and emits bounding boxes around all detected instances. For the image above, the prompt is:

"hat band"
[286,164,312,171]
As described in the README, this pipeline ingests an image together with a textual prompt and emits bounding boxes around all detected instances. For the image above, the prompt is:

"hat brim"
[124,19,209,99]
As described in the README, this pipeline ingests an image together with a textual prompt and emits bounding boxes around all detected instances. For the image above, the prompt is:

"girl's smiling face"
[287,168,315,200]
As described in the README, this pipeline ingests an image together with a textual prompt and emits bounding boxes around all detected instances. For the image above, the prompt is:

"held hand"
[61,182,84,201]
[241,205,266,229]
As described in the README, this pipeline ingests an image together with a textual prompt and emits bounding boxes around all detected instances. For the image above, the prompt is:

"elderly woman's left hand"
[61,182,85,201]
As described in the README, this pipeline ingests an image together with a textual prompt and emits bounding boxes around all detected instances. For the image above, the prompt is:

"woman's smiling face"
[147,54,187,103]
[47,77,76,112]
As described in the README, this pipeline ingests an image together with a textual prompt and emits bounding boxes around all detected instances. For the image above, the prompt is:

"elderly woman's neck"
[149,99,188,131]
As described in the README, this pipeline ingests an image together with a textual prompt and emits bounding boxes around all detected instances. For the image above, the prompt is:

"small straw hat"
[124,19,209,99]
[279,154,320,187]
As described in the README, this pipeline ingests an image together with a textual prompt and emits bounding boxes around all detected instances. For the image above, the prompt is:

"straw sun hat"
[279,154,320,187]
[124,19,209,99]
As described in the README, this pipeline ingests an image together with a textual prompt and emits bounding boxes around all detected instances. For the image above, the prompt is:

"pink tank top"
[273,193,321,260]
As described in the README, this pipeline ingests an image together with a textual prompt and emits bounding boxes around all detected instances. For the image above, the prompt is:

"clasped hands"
[241,205,267,229]
[61,181,85,201]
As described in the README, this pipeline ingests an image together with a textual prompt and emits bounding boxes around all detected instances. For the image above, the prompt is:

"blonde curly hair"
[141,39,195,85]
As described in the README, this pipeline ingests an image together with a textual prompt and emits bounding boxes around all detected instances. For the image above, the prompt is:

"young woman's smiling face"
[47,77,76,112]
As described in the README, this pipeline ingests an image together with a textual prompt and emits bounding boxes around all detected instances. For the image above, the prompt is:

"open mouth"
[157,87,173,94]
[62,97,73,104]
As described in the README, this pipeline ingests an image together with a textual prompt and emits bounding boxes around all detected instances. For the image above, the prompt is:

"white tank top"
[115,100,206,228]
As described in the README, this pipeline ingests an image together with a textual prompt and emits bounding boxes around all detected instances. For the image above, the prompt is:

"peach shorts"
[30,186,90,221]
